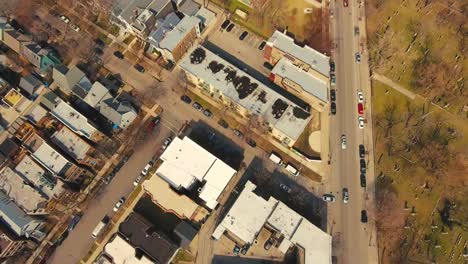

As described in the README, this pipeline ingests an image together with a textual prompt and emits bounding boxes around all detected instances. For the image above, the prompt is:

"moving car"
[59,15,70,23]
[361,210,368,223]
[359,144,365,158]
[322,194,336,202]
[355,52,361,63]
[162,137,172,150]
[226,23,234,32]
[246,138,256,147]
[280,183,291,193]
[113,51,124,59]
[330,89,336,101]
[239,31,249,40]
[341,135,347,149]
[113,197,125,212]
[264,238,274,250]
[218,119,229,128]
[358,116,365,129]
[203,109,213,118]
[233,245,241,255]
[360,159,366,173]
[141,161,154,176]
[360,174,367,187]
[343,188,349,203]
[357,91,364,103]
[258,41,266,50]
[180,95,191,104]
[221,19,230,29]
[358,103,364,115]
[192,102,203,111]
[134,64,145,73]
[331,102,337,115]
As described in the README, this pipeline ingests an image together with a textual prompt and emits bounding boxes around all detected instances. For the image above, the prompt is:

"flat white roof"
[105,235,153,264]
[160,16,201,52]
[272,58,328,102]
[51,101,98,139]
[180,46,312,141]
[267,30,330,77]
[267,202,302,240]
[212,181,276,243]
[51,126,91,161]
[32,142,71,176]
[198,159,236,209]
[291,220,332,264]
[25,104,47,124]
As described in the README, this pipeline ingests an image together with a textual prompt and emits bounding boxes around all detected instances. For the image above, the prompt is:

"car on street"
[162,137,172,150]
[330,74,336,85]
[279,183,291,193]
[113,51,124,59]
[359,144,365,158]
[59,15,70,23]
[218,119,229,129]
[331,102,337,115]
[330,61,335,72]
[141,161,154,176]
[233,129,244,139]
[95,38,105,47]
[226,23,234,32]
[358,103,364,115]
[68,214,82,231]
[134,64,145,73]
[246,138,256,147]
[258,41,266,50]
[264,238,274,250]
[94,47,104,55]
[357,91,364,102]
[113,197,125,212]
[354,26,360,35]
[133,174,143,186]
[360,174,367,187]
[330,89,336,101]
[146,116,160,132]
[233,245,241,255]
[355,52,361,63]
[341,135,347,149]
[180,95,191,104]
[239,31,249,40]
[358,116,365,129]
[221,19,230,29]
[203,109,213,118]
[192,102,203,111]
[361,210,368,223]
[343,188,349,203]
[322,194,336,202]
[360,159,366,173]
[241,244,250,255]
[343,0,349,7]
[70,24,80,32]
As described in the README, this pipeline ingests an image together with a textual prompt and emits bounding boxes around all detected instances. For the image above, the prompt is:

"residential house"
[99,98,137,129]
[21,43,61,72]
[83,82,112,108]
[52,65,91,97]
[18,74,43,97]
[0,225,26,260]
[1,30,31,54]
[0,17,12,41]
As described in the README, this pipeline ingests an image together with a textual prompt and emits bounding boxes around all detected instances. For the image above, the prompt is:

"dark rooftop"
[271,99,288,119]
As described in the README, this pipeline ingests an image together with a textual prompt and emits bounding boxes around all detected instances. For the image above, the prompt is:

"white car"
[59,15,70,24]
[113,197,125,212]
[343,188,349,203]
[357,92,364,103]
[358,117,365,129]
[133,174,143,186]
[341,135,347,149]
[322,194,336,202]
[141,162,153,176]
[162,137,172,150]
[70,24,80,32]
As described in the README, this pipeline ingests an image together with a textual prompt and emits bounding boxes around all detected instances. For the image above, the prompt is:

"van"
[269,153,282,165]
[91,215,110,239]
[285,164,299,176]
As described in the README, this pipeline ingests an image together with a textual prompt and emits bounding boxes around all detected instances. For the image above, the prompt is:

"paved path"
[372,73,416,100]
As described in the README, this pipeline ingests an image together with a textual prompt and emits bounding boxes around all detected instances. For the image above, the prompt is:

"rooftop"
[51,126,92,161]
[51,101,98,139]
[159,15,201,52]
[157,137,236,209]
[271,58,328,102]
[3,89,23,107]
[180,46,312,141]
[99,98,138,128]
[83,81,111,108]
[32,142,72,176]
[104,235,154,264]
[0,167,47,212]
[25,104,48,124]
[267,30,330,77]
[148,13,182,47]
[115,0,172,25]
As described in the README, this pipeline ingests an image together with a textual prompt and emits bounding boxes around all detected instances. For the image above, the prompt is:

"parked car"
[341,135,347,149]
[330,89,336,101]
[68,214,82,231]
[330,74,336,85]
[70,24,80,32]
[355,52,361,63]
[133,174,143,186]
[343,0,349,7]
[357,91,364,103]
[280,183,291,193]
[113,197,125,212]
[246,138,256,148]
[113,51,124,59]
[180,95,191,104]
[218,119,229,129]
[343,188,349,203]
[162,137,172,150]
[94,47,103,55]
[134,64,145,73]
[239,31,248,40]
[258,41,266,50]
[330,61,335,72]
[241,244,250,255]
[359,144,365,158]
[322,194,336,202]
[354,26,360,35]
[285,164,300,176]
[146,116,161,133]
[361,210,368,223]
[221,19,230,29]
[360,174,367,187]
[203,109,213,118]
[141,161,154,176]
[226,23,234,32]
[233,245,241,255]
[358,116,365,129]
[59,15,70,23]
[358,103,364,115]
[95,38,105,47]
[233,129,244,139]
[264,238,274,250]
[360,159,366,173]
[192,102,203,111]
[331,102,337,115]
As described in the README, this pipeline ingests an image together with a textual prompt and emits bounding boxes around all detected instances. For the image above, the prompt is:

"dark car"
[330,61,335,72]
[113,51,124,59]
[239,31,248,40]
[146,116,161,132]
[221,19,230,29]
[193,102,203,111]
[233,245,241,255]
[95,38,105,47]
[360,174,366,187]
[330,74,336,85]
[359,144,365,158]
[134,64,145,73]
[218,119,229,128]
[68,214,82,231]
[246,138,256,147]
[360,159,366,173]
[331,102,337,115]
[226,23,234,32]
[240,244,250,255]
[343,0,349,7]
[264,238,274,250]
[203,109,213,118]
[258,41,266,50]
[180,95,192,104]
[354,26,360,36]
[263,62,274,70]
[94,47,103,55]
[355,52,361,63]
[361,210,368,223]
[330,89,336,101]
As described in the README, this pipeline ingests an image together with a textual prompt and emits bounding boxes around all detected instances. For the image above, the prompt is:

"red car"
[343,0,349,7]
[358,103,364,115]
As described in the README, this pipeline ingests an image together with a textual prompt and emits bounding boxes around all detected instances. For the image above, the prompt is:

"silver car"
[341,135,347,149]
[343,188,349,203]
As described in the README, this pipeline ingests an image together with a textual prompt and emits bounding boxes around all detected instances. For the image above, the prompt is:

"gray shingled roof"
[0,190,38,237]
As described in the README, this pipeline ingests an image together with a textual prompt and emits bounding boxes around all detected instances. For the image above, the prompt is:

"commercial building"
[103,235,154,264]
[156,136,236,210]
[213,181,332,264]
[179,46,312,147]
[0,225,25,259]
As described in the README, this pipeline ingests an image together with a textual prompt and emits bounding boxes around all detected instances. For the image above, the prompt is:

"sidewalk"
[371,73,416,100]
